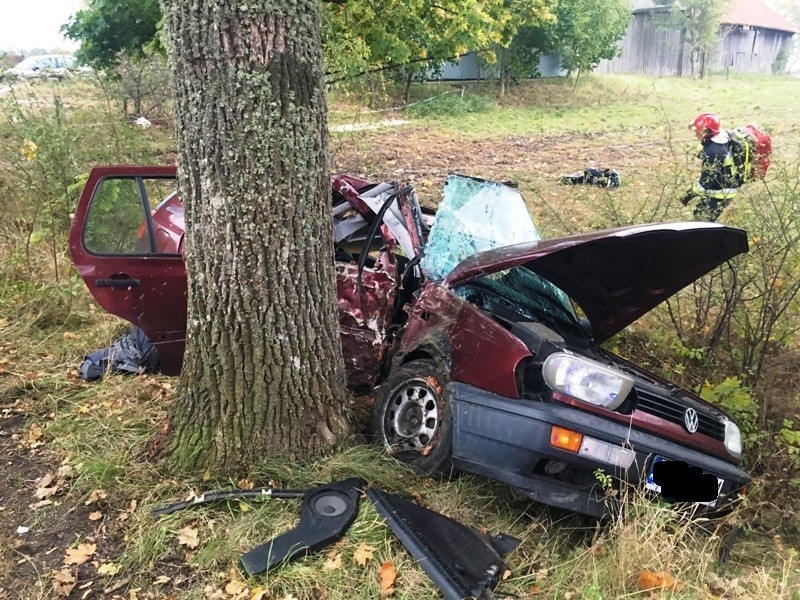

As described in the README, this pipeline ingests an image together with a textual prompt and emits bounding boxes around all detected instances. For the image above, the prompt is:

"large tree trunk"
[161,0,350,474]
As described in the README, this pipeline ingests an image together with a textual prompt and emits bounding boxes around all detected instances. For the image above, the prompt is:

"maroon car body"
[69,167,751,517]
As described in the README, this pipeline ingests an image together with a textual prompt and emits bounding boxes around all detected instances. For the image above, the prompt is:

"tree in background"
[499,0,630,86]
[160,0,350,473]
[551,0,631,78]
[62,0,163,70]
[653,0,732,77]
[63,0,167,117]
[488,0,557,96]
[324,0,555,101]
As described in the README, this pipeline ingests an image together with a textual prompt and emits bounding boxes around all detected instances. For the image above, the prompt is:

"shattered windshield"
[421,174,541,281]
[455,268,583,339]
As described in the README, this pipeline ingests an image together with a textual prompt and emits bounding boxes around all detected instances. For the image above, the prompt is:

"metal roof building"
[597,0,798,76]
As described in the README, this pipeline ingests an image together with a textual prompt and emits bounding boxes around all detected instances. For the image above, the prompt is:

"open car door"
[69,166,187,374]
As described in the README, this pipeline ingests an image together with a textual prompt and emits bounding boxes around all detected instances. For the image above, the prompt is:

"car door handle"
[95,278,141,288]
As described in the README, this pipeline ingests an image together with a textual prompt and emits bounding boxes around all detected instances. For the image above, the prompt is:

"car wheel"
[371,359,453,475]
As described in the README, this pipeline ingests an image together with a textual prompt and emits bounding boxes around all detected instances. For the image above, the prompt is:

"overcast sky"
[1,0,84,53]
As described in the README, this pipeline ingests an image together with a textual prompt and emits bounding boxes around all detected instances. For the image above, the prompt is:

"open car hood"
[443,222,748,343]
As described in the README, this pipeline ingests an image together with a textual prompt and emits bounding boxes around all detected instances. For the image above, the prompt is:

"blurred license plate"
[645,455,723,506]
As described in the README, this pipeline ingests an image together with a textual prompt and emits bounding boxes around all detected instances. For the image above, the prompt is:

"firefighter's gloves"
[680,191,697,206]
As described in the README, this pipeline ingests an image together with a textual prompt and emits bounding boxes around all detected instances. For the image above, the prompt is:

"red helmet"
[689,113,721,137]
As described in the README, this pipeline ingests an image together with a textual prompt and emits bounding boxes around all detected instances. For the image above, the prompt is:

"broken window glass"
[421,174,541,281]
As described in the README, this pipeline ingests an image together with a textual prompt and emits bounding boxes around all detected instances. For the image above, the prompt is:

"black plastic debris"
[367,488,520,600]
[240,478,364,576]
[152,478,520,599]
[152,486,306,518]
[561,167,621,188]
[79,326,159,381]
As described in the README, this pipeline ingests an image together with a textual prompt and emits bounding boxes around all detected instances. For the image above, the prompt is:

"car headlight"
[542,352,634,411]
[724,420,742,459]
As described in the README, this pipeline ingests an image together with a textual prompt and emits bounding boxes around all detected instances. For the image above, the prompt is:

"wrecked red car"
[69,166,751,517]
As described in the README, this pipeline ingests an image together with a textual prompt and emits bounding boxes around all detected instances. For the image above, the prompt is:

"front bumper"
[451,383,751,518]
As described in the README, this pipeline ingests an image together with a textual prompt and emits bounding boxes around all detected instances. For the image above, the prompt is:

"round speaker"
[311,491,350,517]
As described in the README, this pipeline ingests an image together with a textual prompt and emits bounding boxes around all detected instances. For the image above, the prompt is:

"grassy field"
[1,73,799,599]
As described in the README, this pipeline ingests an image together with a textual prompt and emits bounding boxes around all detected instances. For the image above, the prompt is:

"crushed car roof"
[443,222,749,343]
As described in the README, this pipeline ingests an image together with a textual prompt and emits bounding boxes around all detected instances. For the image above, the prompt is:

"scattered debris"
[560,167,621,187]
[79,326,158,381]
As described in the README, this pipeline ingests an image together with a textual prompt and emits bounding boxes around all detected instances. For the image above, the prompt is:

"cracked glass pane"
[422,174,541,281]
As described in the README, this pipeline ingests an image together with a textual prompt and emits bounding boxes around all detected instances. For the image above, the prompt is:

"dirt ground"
[331,125,671,194]
[330,124,679,236]
[0,406,103,598]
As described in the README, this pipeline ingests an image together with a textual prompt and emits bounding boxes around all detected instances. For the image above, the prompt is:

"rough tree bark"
[160,0,350,474]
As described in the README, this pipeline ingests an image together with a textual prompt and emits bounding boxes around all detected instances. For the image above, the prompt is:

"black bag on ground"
[561,167,621,188]
[79,326,160,381]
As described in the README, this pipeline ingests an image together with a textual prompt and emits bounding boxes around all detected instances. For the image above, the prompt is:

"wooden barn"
[597,0,797,76]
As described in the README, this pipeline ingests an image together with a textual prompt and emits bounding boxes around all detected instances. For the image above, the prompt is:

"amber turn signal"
[550,426,583,453]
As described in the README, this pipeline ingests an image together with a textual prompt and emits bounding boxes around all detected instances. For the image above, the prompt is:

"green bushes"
[0,81,165,286]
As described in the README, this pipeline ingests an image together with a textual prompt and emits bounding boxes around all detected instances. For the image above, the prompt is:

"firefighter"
[681,113,739,222]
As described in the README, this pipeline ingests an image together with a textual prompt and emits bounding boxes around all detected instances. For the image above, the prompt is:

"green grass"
[330,74,800,142]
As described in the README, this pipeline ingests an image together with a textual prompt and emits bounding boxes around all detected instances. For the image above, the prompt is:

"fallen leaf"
[638,571,682,591]
[323,551,343,571]
[64,543,96,566]
[353,542,376,566]
[203,585,226,600]
[238,478,254,489]
[224,577,248,598]
[424,376,442,395]
[97,562,119,576]
[89,511,103,521]
[52,569,76,598]
[26,424,43,444]
[36,473,56,489]
[177,526,200,549]
[379,560,396,596]
[85,489,107,506]
[63,332,76,340]
[153,575,171,585]
[34,486,59,500]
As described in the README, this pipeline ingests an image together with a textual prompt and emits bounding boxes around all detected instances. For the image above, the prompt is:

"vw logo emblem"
[684,408,699,433]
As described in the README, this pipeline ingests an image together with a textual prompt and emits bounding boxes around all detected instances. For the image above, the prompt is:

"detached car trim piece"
[69,169,751,517]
